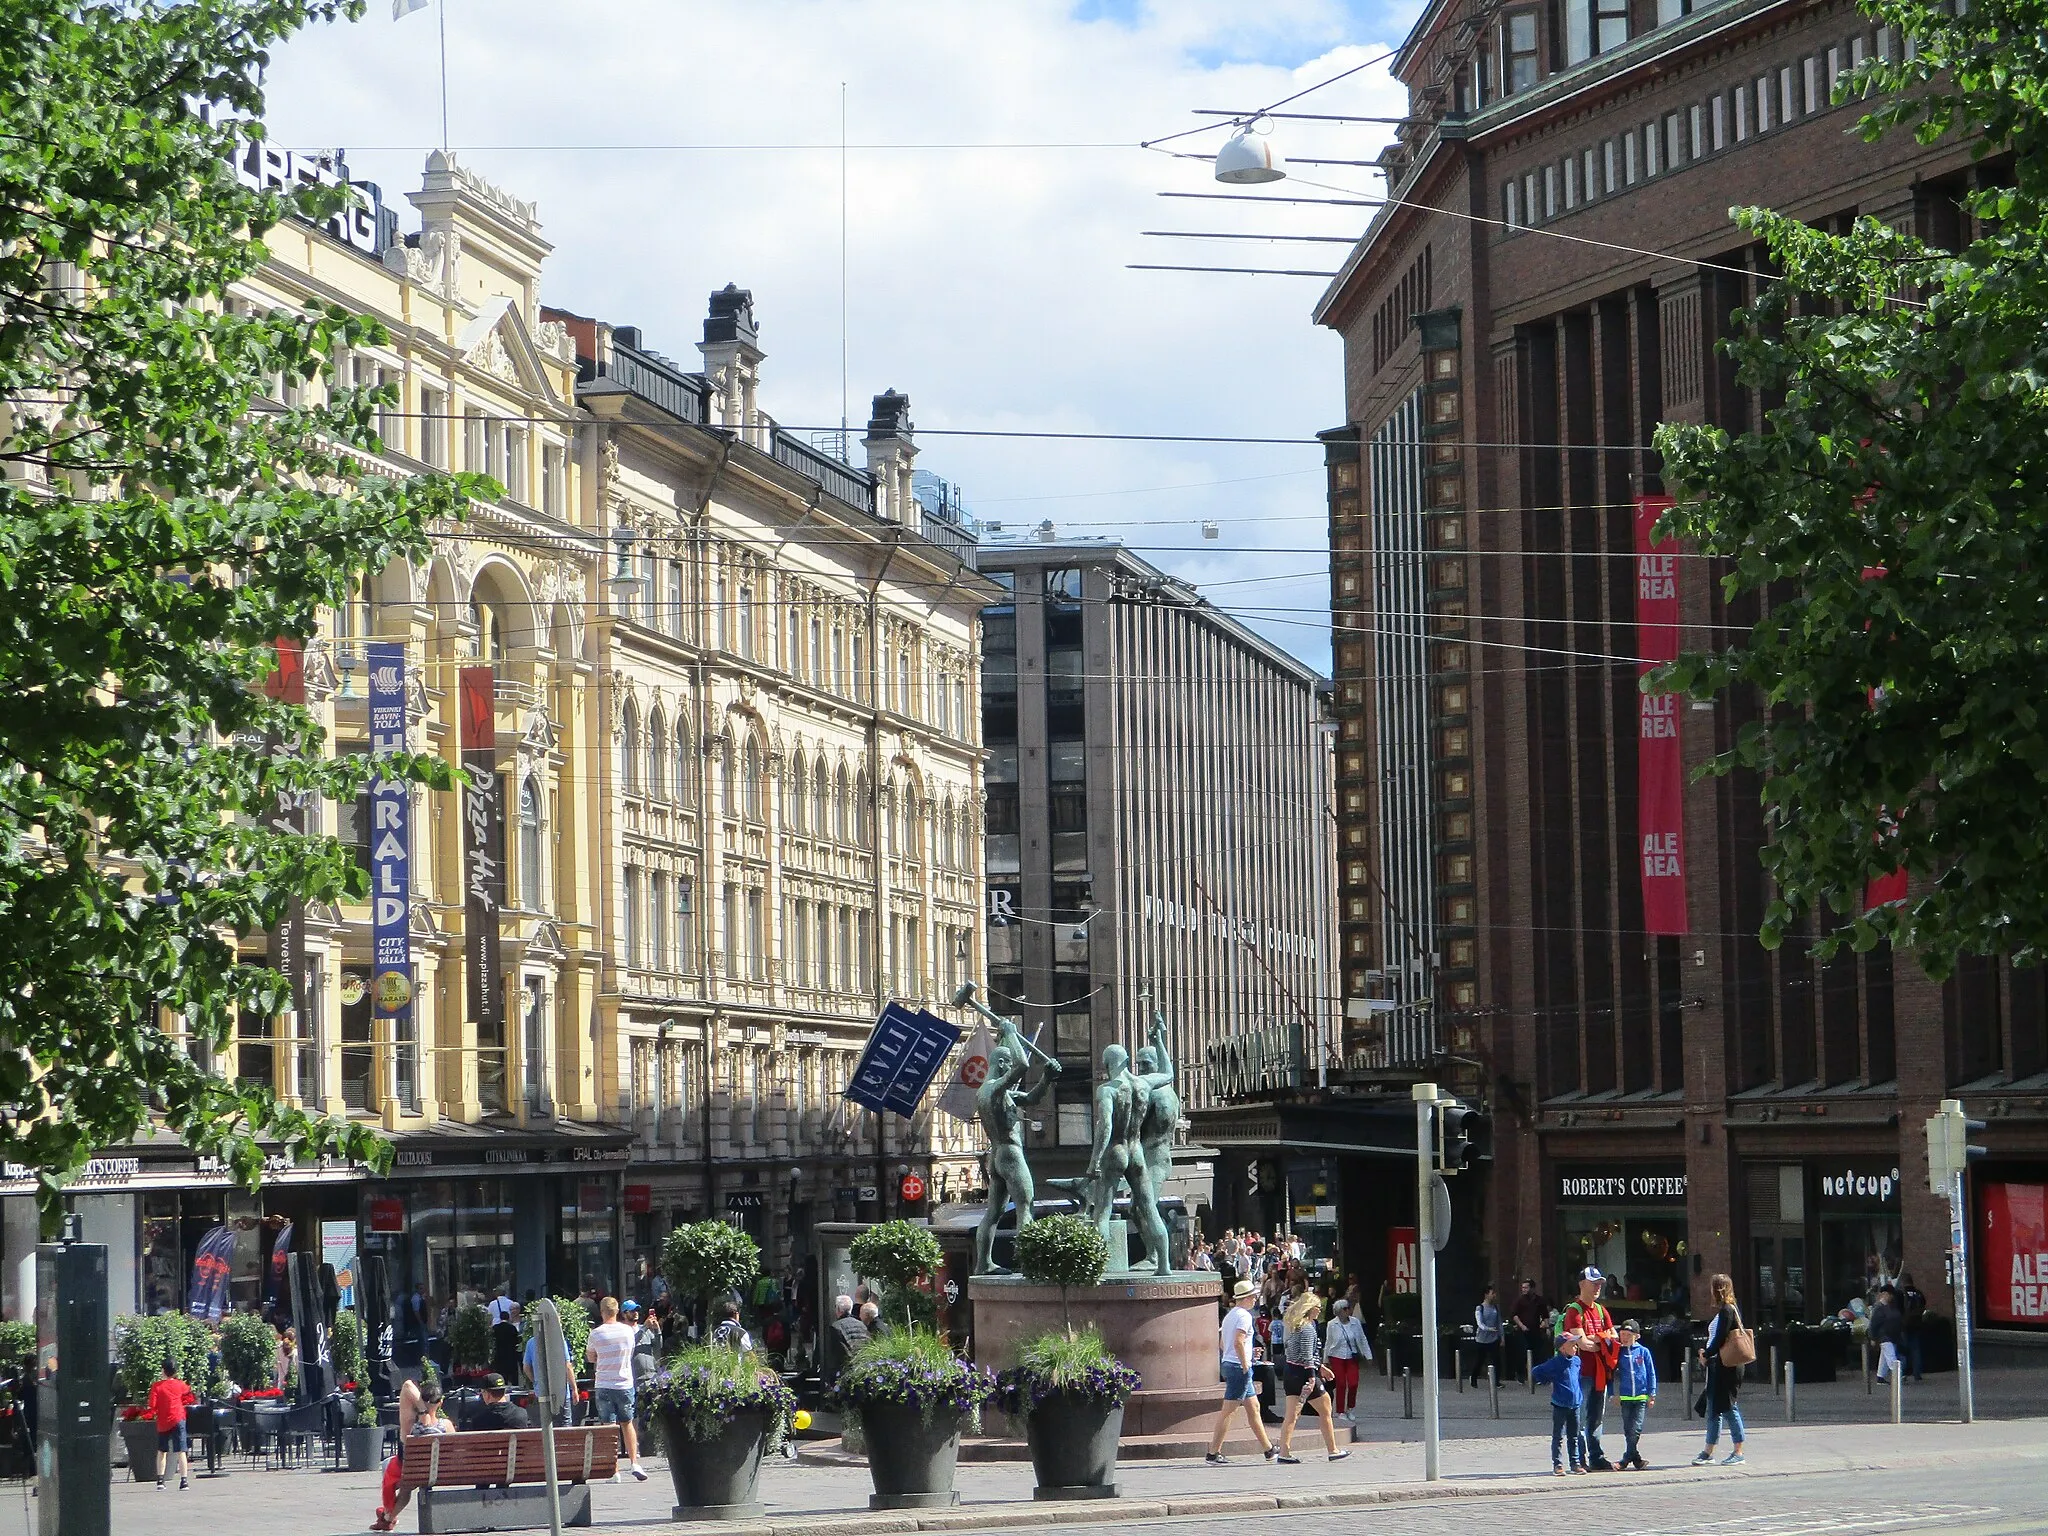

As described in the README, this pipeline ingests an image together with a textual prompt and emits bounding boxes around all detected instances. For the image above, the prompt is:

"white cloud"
[263,0,1416,671]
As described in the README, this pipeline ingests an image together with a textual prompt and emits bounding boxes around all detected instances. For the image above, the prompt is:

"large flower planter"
[1024,1393,1122,1500]
[119,1417,160,1481]
[657,1405,770,1520]
[857,1401,964,1511]
[343,1424,385,1473]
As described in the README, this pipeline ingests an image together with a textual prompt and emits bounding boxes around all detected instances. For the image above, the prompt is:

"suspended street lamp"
[1213,121,1286,185]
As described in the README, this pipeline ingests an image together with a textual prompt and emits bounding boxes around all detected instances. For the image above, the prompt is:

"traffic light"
[1926,1098,1987,1198]
[1438,1100,1491,1173]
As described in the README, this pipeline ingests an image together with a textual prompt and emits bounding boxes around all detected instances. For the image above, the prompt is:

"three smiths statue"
[970,1015,1061,1276]
[1075,1017,1173,1277]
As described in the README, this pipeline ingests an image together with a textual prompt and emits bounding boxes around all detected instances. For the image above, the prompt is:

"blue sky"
[263,1,1423,674]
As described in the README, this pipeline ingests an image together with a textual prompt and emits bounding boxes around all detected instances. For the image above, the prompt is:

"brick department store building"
[1315,0,2048,1343]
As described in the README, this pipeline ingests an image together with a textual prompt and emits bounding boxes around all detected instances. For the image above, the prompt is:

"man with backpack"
[1560,1267,1621,1471]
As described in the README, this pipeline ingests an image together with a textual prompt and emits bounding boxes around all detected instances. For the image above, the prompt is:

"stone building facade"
[550,299,996,1284]
[1314,0,2048,1339]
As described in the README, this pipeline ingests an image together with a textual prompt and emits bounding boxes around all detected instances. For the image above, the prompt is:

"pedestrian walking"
[1612,1318,1657,1469]
[1469,1284,1503,1388]
[1562,1267,1620,1469]
[1274,1293,1349,1463]
[147,1360,196,1491]
[587,1296,651,1482]
[1898,1272,1928,1383]
[1692,1273,1749,1467]
[1532,1329,1587,1474]
[1206,1279,1276,1465]
[1869,1285,1905,1385]
[1323,1297,1370,1421]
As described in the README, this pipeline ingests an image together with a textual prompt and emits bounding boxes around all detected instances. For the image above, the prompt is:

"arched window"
[519,776,544,909]
[620,702,641,796]
[834,764,850,842]
[881,781,897,856]
[470,598,504,661]
[855,768,872,848]
[852,636,866,701]
[742,738,763,823]
[831,628,845,694]
[647,710,668,802]
[719,737,736,818]
[790,754,808,833]
[898,651,913,715]
[735,584,754,658]
[940,795,955,869]
[812,754,829,835]
[789,605,804,676]
[904,785,922,861]
[676,717,697,810]
[809,619,823,682]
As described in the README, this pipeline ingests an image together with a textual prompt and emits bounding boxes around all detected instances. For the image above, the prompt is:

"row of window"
[616,702,977,869]
[1503,27,1891,230]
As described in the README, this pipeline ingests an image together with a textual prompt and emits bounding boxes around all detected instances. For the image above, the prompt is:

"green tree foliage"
[447,1302,491,1370]
[1013,1213,1107,1334]
[0,0,485,1218]
[217,1311,278,1390]
[662,1221,762,1315]
[1653,0,2048,975]
[850,1219,944,1332]
[330,1308,365,1387]
[518,1294,593,1371]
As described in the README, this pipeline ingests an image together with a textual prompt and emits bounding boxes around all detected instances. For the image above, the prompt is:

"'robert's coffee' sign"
[1556,1167,1688,1205]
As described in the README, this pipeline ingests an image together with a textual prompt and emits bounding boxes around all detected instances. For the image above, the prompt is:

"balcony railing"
[602,343,710,425]
[770,426,876,512]
[919,507,979,567]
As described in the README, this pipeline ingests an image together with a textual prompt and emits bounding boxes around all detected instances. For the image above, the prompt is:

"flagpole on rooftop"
[438,0,449,151]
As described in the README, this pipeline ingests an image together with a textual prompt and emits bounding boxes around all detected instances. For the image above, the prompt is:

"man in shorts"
[586,1296,649,1482]
[1206,1279,1276,1465]
[148,1360,196,1490]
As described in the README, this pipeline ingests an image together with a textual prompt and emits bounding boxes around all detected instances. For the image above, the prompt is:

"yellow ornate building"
[556,294,995,1282]
[1,148,994,1332]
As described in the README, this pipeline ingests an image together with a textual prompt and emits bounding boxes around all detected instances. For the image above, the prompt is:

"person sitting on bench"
[370,1377,452,1531]
[461,1374,530,1432]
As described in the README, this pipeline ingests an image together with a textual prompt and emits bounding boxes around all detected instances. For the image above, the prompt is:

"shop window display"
[1562,1211,1688,1322]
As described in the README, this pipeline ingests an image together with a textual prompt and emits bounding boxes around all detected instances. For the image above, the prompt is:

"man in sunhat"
[1207,1278,1277,1465]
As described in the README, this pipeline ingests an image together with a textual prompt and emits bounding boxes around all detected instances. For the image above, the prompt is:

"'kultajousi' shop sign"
[1557,1169,1688,1205]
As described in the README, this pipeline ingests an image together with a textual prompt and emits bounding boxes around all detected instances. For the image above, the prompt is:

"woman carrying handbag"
[1692,1273,1750,1466]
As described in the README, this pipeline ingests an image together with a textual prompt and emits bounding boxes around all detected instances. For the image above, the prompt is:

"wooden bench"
[395,1427,621,1533]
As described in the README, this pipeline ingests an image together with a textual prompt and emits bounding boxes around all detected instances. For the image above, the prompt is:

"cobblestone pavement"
[17,1368,2040,1536]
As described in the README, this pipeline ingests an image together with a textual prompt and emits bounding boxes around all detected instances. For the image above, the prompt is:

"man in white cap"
[1207,1278,1276,1464]
[1562,1267,1620,1470]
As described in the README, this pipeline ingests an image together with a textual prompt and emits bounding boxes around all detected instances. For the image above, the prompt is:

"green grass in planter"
[653,1344,794,1453]
[996,1327,1142,1416]
[838,1326,993,1432]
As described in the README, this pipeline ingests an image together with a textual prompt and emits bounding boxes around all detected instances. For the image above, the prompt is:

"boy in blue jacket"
[1613,1318,1658,1470]
[1532,1330,1586,1474]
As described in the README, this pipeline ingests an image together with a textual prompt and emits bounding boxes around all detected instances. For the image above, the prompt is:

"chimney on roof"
[698,284,764,447]
[863,389,918,526]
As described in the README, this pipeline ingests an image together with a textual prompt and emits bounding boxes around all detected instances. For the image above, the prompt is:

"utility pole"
[1413,1080,1442,1482]
[1927,1098,1986,1423]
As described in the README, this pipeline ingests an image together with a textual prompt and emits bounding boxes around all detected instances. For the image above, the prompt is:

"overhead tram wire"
[1136,46,1406,149]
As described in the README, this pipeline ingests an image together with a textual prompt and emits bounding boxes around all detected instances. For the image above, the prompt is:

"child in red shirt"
[147,1361,197,1490]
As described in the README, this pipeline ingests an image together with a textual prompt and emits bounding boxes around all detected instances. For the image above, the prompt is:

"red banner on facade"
[1387,1226,1417,1295]
[1978,1179,2048,1326]
[1635,497,1688,934]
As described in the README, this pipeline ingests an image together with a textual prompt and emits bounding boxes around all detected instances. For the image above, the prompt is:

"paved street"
[39,1371,2044,1536]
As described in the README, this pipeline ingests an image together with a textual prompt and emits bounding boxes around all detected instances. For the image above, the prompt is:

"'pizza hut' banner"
[1635,496,1688,934]
[1978,1179,2048,1326]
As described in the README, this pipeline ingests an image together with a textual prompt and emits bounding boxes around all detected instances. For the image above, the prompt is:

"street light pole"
[1413,1080,1442,1482]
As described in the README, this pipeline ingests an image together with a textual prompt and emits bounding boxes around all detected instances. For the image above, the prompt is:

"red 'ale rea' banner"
[1635,497,1688,934]
[1978,1180,2048,1325]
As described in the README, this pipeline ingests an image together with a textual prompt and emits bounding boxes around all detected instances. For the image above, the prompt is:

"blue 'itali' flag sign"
[845,1002,962,1117]
[367,642,413,1025]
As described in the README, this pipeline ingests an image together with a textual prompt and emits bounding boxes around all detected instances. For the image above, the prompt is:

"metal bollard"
[1890,1365,1902,1425]
[1403,1366,1414,1419]
[1456,1348,1464,1391]
[1786,1361,1797,1422]
[1682,1352,1693,1419]
[1489,1362,1500,1420]
[1390,1349,1399,1391]
[1863,1339,1873,1394]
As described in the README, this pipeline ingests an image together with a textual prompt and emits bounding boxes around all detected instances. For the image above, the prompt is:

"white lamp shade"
[1214,127,1285,184]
